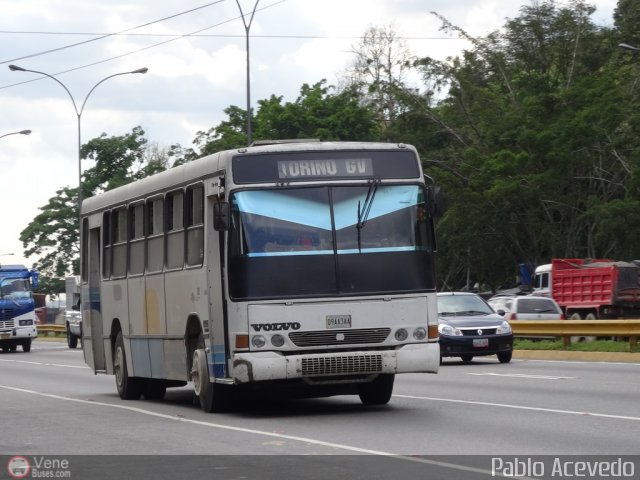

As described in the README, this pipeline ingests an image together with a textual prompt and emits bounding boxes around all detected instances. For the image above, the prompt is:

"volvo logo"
[251,322,301,332]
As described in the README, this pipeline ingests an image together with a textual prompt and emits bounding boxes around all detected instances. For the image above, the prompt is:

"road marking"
[0,358,87,369]
[394,394,640,422]
[0,384,528,479]
[467,372,575,380]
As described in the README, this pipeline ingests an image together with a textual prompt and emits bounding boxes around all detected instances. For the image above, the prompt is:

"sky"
[0,0,618,269]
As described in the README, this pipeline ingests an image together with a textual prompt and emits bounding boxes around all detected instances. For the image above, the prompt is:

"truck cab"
[0,264,39,352]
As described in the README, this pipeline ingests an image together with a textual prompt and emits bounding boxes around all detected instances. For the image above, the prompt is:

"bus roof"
[80,141,420,215]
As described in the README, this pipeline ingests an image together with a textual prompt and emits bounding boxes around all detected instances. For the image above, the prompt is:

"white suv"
[487,295,564,321]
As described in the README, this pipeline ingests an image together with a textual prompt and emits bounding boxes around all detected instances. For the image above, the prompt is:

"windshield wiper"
[356,179,381,253]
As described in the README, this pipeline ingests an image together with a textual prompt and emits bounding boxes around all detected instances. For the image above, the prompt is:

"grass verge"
[514,338,637,353]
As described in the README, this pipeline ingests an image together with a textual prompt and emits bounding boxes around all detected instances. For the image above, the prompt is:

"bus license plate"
[0,333,10,340]
[326,315,351,329]
[473,338,489,348]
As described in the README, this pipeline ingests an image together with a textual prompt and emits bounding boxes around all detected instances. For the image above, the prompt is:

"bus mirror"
[30,270,39,289]
[213,202,231,231]
[427,185,445,218]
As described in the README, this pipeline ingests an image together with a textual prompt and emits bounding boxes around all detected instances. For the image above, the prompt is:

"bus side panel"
[102,278,131,374]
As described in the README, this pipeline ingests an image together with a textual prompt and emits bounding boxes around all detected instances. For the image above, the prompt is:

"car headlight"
[438,324,462,336]
[496,321,512,334]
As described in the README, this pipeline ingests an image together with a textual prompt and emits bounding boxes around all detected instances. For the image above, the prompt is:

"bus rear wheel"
[358,374,394,406]
[114,332,143,400]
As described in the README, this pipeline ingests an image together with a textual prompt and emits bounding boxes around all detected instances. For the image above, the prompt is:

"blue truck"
[0,264,39,352]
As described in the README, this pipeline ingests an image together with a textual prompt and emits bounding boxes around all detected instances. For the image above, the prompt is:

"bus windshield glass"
[228,184,435,299]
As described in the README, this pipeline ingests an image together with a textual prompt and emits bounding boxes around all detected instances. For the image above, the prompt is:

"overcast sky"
[0,0,617,269]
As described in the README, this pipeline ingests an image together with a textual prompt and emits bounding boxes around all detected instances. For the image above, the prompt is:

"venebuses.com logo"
[7,456,30,479]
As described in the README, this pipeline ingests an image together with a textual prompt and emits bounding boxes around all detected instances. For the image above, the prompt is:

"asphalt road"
[1,339,638,479]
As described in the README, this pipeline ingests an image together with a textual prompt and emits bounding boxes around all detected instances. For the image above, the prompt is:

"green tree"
[20,127,169,284]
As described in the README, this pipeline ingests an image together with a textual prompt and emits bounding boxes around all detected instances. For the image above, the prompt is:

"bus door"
[207,182,229,379]
[83,226,106,372]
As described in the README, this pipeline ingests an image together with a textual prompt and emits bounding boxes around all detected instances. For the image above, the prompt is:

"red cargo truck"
[533,258,640,319]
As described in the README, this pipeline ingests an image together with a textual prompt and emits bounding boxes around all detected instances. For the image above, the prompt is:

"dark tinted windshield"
[228,185,436,299]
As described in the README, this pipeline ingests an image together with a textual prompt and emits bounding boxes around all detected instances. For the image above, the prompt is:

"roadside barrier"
[37,324,66,335]
[510,319,640,348]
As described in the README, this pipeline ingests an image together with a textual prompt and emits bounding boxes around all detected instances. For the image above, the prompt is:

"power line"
[0,0,226,65]
[0,0,287,91]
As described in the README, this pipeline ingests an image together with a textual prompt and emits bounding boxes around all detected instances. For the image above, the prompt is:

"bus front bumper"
[231,342,439,384]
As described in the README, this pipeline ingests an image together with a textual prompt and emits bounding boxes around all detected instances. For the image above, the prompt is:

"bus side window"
[166,190,185,270]
[112,207,127,278]
[186,185,204,267]
[146,197,164,273]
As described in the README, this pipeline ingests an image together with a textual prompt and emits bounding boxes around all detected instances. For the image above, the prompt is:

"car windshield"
[437,294,493,316]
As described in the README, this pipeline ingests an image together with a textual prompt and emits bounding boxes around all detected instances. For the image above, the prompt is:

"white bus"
[80,141,443,412]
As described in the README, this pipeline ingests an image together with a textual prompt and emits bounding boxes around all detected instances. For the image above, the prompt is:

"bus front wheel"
[191,338,229,413]
[114,332,143,400]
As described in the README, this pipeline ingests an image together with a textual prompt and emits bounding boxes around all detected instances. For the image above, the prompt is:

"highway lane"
[1,339,638,462]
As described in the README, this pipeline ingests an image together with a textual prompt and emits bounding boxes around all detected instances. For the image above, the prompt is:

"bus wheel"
[358,374,394,406]
[192,338,228,413]
[22,339,31,353]
[114,332,142,400]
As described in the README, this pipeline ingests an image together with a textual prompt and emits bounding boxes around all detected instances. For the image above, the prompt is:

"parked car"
[437,292,513,364]
[487,295,564,321]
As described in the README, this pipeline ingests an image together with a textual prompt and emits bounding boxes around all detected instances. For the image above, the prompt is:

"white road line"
[0,358,87,369]
[466,372,575,380]
[0,384,527,479]
[394,394,640,422]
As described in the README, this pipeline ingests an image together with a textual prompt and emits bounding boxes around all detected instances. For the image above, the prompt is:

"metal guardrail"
[37,324,66,335]
[510,320,640,348]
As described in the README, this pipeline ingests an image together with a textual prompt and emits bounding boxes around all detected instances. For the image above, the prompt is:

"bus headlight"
[251,335,266,348]
[271,334,285,347]
[413,327,427,340]
[394,328,408,341]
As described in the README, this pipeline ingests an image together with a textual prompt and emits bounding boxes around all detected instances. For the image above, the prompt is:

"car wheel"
[22,339,31,353]
[461,355,473,363]
[497,351,512,363]
[67,327,78,349]
[114,332,143,400]
[358,374,395,406]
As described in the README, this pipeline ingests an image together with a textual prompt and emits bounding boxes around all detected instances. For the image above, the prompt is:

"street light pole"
[8,65,148,216]
[235,0,259,146]
[0,129,31,140]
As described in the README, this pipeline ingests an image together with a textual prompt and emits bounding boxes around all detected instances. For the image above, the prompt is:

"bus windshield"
[228,184,436,299]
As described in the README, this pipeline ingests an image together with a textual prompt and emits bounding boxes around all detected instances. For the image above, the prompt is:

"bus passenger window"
[166,190,184,269]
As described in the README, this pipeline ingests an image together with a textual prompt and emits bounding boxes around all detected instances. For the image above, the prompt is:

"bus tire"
[192,337,228,413]
[22,339,31,353]
[114,332,142,400]
[358,374,394,406]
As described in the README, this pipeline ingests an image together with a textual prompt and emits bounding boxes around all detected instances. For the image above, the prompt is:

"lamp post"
[235,0,259,146]
[619,43,640,52]
[0,129,31,140]
[8,64,148,215]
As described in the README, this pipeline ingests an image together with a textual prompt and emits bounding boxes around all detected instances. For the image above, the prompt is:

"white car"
[487,295,564,321]
[64,307,82,349]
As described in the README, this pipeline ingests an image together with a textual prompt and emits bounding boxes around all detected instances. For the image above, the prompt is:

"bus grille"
[0,318,15,328]
[289,328,390,347]
[301,354,383,376]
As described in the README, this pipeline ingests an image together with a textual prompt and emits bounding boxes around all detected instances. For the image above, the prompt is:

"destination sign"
[277,158,373,179]
[232,149,420,184]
